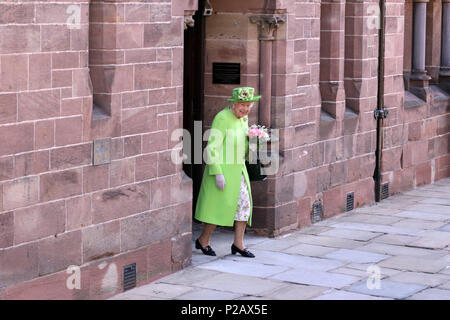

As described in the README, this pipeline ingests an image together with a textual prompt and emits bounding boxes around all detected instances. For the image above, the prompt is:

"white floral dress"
[234,174,251,221]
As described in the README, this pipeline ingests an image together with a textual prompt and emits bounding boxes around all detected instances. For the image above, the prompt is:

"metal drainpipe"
[374,0,388,202]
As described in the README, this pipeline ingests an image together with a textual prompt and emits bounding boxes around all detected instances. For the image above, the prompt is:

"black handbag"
[245,137,267,181]
[245,158,267,181]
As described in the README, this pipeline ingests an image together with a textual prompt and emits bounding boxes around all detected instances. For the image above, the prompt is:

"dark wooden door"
[183,0,206,218]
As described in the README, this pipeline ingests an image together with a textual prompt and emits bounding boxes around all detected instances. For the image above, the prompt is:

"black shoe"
[195,239,216,256]
[231,244,255,258]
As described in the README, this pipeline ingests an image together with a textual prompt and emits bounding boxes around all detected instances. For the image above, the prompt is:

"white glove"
[215,174,226,190]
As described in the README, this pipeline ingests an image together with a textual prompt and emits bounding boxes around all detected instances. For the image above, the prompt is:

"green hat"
[228,87,261,103]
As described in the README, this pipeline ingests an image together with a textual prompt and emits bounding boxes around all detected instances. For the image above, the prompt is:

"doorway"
[183,0,206,219]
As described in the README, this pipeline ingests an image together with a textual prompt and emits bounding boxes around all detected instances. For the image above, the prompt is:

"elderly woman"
[194,87,261,258]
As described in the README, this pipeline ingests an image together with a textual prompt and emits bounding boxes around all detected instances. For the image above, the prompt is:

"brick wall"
[389,0,450,192]
[0,0,449,299]
[0,0,194,299]
[248,0,449,236]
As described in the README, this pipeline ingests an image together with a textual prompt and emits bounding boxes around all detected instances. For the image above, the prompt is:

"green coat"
[194,106,253,227]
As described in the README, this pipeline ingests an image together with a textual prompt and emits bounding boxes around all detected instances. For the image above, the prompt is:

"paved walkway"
[110,178,450,300]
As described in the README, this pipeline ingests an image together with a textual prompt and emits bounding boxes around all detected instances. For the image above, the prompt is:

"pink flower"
[247,124,270,142]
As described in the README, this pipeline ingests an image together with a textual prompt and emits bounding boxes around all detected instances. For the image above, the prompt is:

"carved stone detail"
[249,15,286,40]
[184,10,196,30]
[441,1,450,78]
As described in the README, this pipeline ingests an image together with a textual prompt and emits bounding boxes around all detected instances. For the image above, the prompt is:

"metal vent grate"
[311,201,323,223]
[346,192,354,211]
[381,182,389,200]
[123,263,136,291]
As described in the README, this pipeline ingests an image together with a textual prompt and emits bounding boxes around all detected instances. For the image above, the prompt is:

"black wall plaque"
[212,62,240,84]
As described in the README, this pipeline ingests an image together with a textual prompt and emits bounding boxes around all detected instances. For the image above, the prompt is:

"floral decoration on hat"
[228,87,261,103]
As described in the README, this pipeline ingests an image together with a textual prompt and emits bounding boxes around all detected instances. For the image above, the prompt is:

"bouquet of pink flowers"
[246,124,270,153]
[246,124,270,142]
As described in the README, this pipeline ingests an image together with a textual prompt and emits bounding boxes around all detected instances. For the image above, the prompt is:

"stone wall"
[248,0,449,237]
[0,0,195,299]
[396,0,450,192]
[0,0,448,299]
[203,7,260,126]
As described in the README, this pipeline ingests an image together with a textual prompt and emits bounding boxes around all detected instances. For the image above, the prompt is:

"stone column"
[410,0,432,86]
[440,0,450,80]
[250,15,285,128]
[425,0,443,83]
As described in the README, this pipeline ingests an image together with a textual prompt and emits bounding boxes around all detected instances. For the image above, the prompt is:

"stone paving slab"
[394,210,450,222]
[282,243,338,257]
[346,279,426,299]
[413,229,450,240]
[356,242,447,259]
[310,216,343,227]
[407,230,450,249]
[248,238,304,252]
[192,273,285,296]
[423,181,450,187]
[344,263,403,277]
[328,267,379,279]
[371,234,418,246]
[404,204,450,215]
[313,289,391,300]
[358,199,419,211]
[337,213,404,225]
[407,288,450,300]
[285,234,365,249]
[407,239,449,250]
[317,228,383,241]
[405,186,447,194]
[438,223,450,232]
[235,296,273,300]
[197,258,290,278]
[323,248,390,264]
[191,252,219,266]
[296,226,332,235]
[387,271,450,287]
[439,266,450,275]
[378,194,421,202]
[432,177,450,184]
[402,190,450,200]
[330,222,425,236]
[420,198,450,206]
[109,293,165,300]
[110,177,450,300]
[351,206,404,216]
[269,268,361,289]
[262,283,328,300]
[175,288,242,300]
[224,249,344,271]
[378,255,449,273]
[439,280,450,290]
[361,210,405,217]
[122,283,195,299]
[391,219,447,230]
[157,267,222,286]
